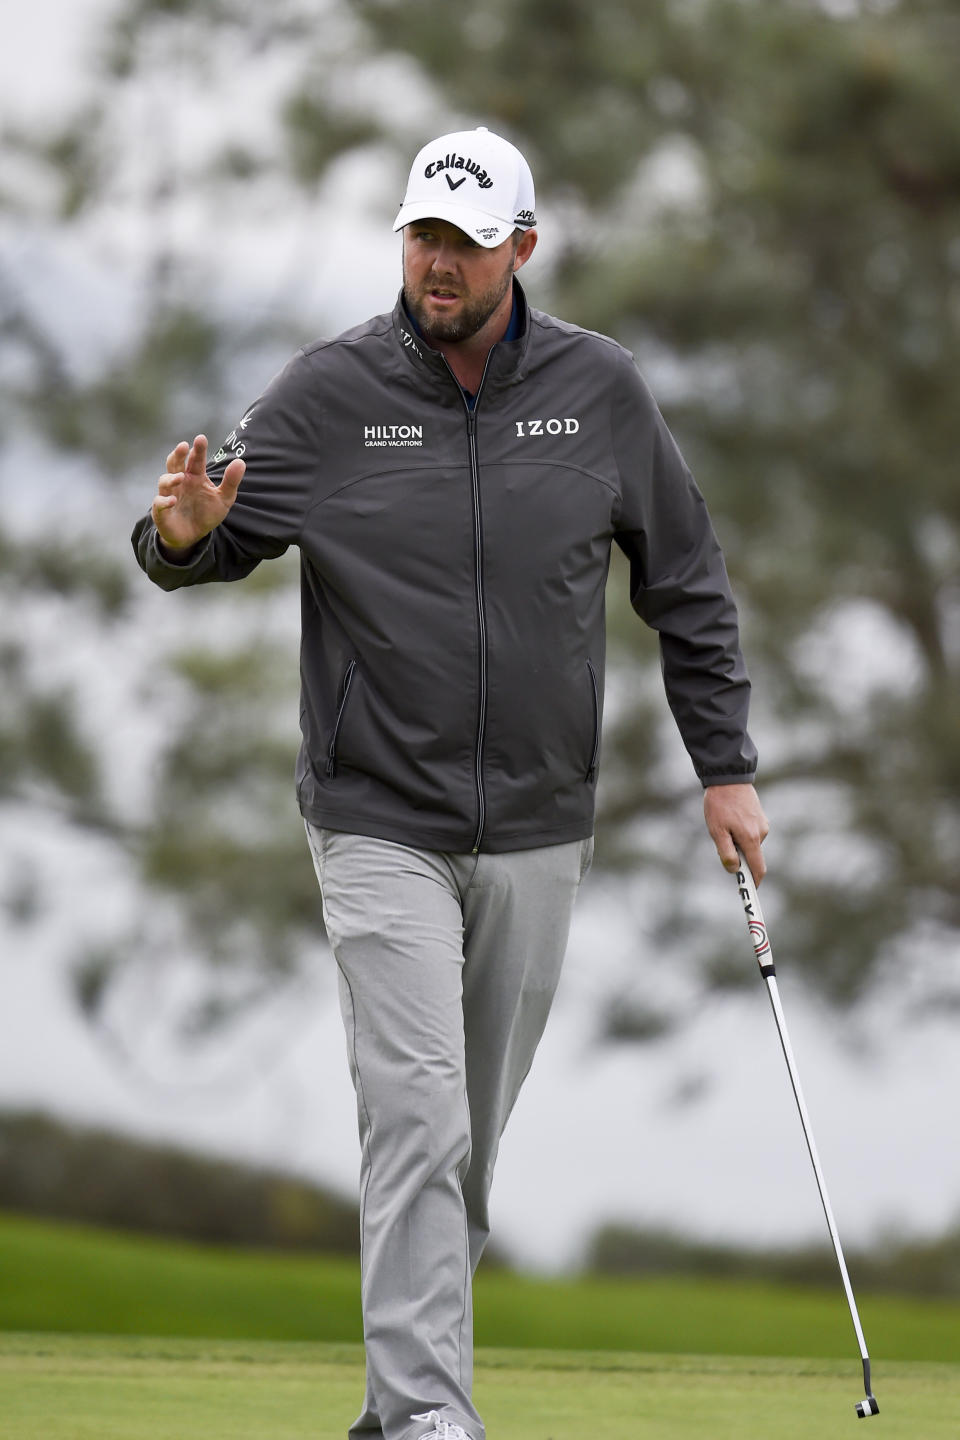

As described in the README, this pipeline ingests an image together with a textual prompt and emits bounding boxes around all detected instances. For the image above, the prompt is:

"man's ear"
[514,229,538,271]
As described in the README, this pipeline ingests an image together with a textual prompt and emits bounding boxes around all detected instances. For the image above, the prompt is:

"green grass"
[0,1211,363,1342]
[1,1333,958,1440]
[3,1212,959,1436]
[3,1210,959,1364]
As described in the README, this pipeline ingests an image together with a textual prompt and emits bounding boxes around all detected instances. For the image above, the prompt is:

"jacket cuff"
[149,526,213,573]
[699,770,758,789]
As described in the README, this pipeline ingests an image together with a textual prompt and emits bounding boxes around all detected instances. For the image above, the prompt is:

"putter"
[732,850,879,1420]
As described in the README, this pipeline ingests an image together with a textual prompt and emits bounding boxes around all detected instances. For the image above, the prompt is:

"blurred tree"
[0,1108,360,1252]
[1,0,957,1065]
[586,1216,960,1297]
[351,0,960,1021]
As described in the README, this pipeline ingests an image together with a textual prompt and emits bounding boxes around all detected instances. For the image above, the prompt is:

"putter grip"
[733,850,774,977]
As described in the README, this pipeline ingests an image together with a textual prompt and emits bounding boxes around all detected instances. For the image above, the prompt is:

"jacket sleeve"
[131,349,323,590]
[611,351,758,787]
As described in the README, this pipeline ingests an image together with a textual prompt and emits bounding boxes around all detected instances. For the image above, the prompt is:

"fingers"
[704,783,769,884]
[166,441,189,475]
[738,836,767,886]
[218,456,246,503]
[151,495,177,525]
[165,436,208,478]
[155,436,242,508]
[152,476,181,530]
[716,832,741,875]
[164,436,239,490]
[156,471,182,498]
[153,465,188,533]
[185,434,208,477]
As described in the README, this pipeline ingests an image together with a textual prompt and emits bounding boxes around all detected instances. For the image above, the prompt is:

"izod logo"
[515,418,580,437]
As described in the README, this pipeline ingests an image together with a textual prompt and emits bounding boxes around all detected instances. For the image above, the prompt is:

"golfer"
[133,127,768,1440]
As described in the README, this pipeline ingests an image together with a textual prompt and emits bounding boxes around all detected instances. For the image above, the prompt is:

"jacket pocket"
[585,658,600,782]
[325,660,358,778]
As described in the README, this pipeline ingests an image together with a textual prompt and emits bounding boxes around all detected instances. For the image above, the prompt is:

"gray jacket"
[132,282,756,854]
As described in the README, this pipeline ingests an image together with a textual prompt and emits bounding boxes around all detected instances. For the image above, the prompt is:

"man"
[133,127,767,1440]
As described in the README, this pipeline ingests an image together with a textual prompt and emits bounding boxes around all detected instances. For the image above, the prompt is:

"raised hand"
[151,434,245,552]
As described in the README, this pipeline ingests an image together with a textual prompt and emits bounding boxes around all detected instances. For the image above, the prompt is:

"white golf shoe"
[411,1410,473,1440]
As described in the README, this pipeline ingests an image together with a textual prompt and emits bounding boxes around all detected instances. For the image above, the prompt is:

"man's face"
[402,219,520,344]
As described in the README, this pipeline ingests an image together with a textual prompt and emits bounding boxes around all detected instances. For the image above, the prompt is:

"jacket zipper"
[466,407,487,851]
[325,659,357,777]
[446,356,495,853]
[586,658,600,782]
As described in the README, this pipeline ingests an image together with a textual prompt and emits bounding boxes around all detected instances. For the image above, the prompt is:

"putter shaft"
[733,852,879,1418]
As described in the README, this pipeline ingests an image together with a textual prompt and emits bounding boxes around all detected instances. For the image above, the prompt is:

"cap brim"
[393,201,515,249]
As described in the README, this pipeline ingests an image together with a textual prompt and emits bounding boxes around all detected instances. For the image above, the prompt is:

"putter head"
[855,1395,880,1418]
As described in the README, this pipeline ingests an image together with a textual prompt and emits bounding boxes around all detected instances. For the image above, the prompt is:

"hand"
[704,782,769,883]
[151,434,245,552]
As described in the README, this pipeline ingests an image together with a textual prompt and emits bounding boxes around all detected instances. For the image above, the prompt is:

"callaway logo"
[515,417,580,436]
[446,175,467,191]
[364,424,424,449]
[211,406,256,464]
[424,152,494,190]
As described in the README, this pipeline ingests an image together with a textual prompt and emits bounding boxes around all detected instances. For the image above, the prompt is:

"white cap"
[393,127,536,249]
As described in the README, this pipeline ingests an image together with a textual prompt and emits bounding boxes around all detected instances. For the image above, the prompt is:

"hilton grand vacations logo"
[364,423,424,448]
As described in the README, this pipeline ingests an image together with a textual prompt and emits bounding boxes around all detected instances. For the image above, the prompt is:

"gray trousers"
[305,825,592,1440]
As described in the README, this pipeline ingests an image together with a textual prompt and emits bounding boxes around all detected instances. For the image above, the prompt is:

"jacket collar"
[392,279,530,392]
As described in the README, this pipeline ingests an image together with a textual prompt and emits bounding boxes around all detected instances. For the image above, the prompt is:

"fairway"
[4,1211,960,1362]
[3,1213,960,1436]
[1,1333,959,1440]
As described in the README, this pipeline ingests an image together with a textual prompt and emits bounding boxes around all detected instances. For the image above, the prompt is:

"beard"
[403,256,515,343]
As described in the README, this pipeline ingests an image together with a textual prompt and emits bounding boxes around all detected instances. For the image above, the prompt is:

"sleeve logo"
[211,406,256,464]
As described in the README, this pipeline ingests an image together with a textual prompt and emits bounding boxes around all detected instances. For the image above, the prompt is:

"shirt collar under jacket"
[393,279,530,397]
